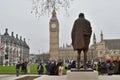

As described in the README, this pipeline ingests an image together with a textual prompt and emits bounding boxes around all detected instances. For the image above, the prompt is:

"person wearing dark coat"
[16,61,21,77]
[21,61,27,74]
[37,63,44,75]
[106,61,115,75]
[45,61,50,75]
[50,61,57,75]
[71,13,92,69]
[118,61,120,74]
[71,60,76,68]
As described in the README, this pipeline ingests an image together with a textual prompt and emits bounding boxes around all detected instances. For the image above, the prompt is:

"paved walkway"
[0,74,120,80]
[99,75,120,80]
[0,75,16,80]
[34,75,66,80]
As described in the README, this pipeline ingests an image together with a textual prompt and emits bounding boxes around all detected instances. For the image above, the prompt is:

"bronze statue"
[71,13,92,69]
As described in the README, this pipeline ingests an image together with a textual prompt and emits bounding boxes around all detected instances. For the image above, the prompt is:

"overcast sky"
[0,0,120,54]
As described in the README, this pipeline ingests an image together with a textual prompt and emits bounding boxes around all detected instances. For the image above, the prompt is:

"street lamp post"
[27,39,30,56]
[20,39,23,63]
[27,39,30,73]
[4,37,10,66]
[38,49,40,63]
[91,46,94,63]
[42,52,43,62]
[10,40,14,66]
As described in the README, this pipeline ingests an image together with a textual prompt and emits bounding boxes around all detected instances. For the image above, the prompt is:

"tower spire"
[4,28,9,35]
[93,33,96,45]
[101,31,103,42]
[51,9,57,21]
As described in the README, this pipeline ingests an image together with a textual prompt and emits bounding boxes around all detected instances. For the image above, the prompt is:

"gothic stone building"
[0,28,29,65]
[89,32,120,62]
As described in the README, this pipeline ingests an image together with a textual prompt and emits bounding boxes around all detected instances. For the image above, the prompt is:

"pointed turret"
[11,32,14,37]
[16,34,18,39]
[20,36,22,41]
[93,33,96,45]
[101,31,103,42]
[4,28,9,35]
[51,9,57,21]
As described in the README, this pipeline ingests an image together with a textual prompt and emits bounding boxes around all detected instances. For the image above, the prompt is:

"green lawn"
[0,65,16,74]
[0,64,38,74]
[0,64,67,74]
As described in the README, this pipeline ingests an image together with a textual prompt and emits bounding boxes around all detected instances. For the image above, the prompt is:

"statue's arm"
[71,21,77,45]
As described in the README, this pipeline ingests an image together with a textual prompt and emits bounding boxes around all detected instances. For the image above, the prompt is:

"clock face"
[51,24,56,28]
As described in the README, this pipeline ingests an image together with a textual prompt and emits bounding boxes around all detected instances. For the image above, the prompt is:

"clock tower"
[49,9,59,60]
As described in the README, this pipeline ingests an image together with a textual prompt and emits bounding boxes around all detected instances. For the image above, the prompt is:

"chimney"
[24,38,26,42]
[20,36,22,41]
[4,28,9,35]
[11,32,14,37]
[16,34,18,39]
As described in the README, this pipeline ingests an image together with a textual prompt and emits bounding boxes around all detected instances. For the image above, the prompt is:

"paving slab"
[99,75,120,80]
[0,75,16,80]
[34,75,66,80]
[0,74,120,80]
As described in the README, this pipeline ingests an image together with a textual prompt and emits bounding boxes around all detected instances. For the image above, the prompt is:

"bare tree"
[31,0,74,17]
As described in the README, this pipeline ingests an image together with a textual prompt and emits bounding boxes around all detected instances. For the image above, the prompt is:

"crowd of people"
[97,60,120,75]
[15,60,65,77]
[15,59,120,77]
[37,60,64,76]
[62,59,120,76]
[16,61,30,77]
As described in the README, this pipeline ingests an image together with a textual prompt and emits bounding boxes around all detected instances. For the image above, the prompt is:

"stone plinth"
[67,69,98,80]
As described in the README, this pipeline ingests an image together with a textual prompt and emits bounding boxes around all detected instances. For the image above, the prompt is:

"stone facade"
[59,44,77,61]
[0,28,29,65]
[89,32,120,62]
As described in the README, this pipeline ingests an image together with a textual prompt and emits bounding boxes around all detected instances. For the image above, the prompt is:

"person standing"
[106,61,115,75]
[16,61,21,77]
[21,61,27,74]
[37,62,44,75]
[45,61,50,75]
[27,61,30,73]
[58,62,63,76]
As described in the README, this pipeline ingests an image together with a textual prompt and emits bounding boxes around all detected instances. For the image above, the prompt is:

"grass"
[0,64,67,74]
[0,64,38,74]
[29,64,38,74]
[0,65,16,74]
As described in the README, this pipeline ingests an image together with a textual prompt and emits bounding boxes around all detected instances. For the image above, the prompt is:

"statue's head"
[79,13,84,18]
